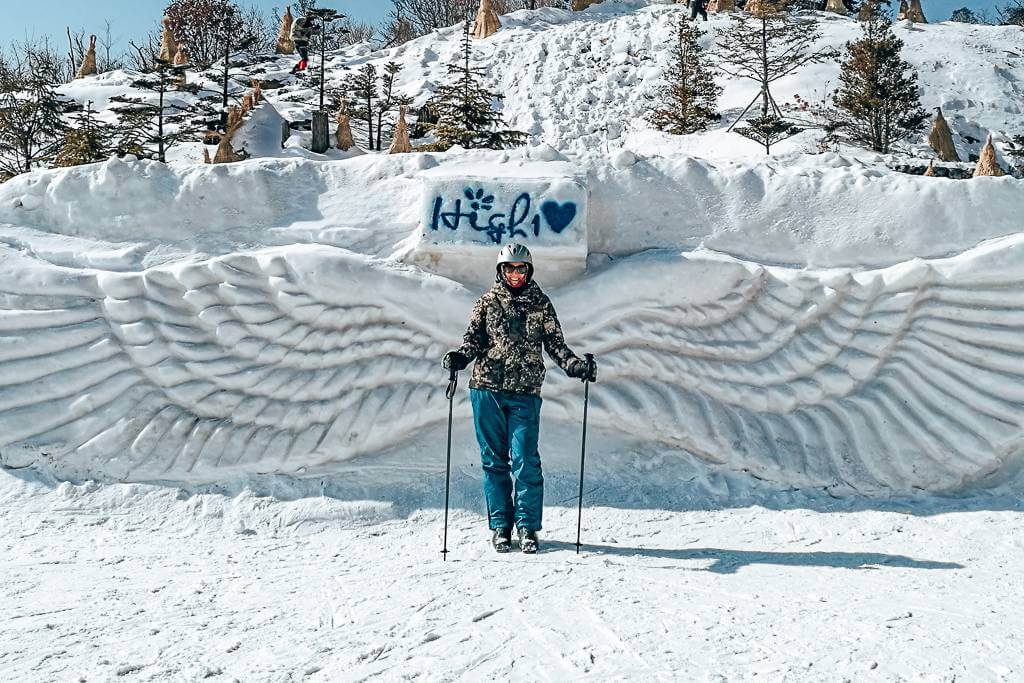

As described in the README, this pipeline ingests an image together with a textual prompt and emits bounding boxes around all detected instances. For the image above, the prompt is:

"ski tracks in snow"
[3,476,1024,681]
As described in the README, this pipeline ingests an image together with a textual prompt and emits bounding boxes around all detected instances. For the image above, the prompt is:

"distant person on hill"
[442,243,597,555]
[289,14,318,74]
[691,0,709,21]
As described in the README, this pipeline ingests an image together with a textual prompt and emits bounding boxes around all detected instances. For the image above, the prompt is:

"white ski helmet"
[496,243,534,281]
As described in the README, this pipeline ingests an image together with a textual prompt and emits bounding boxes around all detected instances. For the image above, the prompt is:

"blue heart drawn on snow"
[540,201,578,234]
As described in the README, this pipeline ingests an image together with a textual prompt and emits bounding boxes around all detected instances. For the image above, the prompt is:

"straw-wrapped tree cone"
[335,102,355,151]
[276,6,295,55]
[707,0,737,12]
[898,0,927,22]
[158,18,178,63]
[473,0,502,39]
[173,43,188,67]
[974,135,1006,177]
[923,159,936,176]
[745,0,775,16]
[389,106,413,154]
[171,43,188,85]
[75,35,98,79]
[824,0,847,14]
[928,108,959,162]
[226,105,243,132]
[214,108,244,164]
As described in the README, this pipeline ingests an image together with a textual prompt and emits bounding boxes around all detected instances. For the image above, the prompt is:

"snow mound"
[1,152,1020,269]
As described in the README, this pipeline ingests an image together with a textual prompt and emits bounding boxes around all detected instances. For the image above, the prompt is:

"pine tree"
[346,63,378,150]
[375,62,406,151]
[426,21,527,151]
[410,103,437,139]
[54,102,113,167]
[828,7,927,153]
[109,60,212,162]
[1008,134,1024,175]
[647,14,721,135]
[737,115,805,154]
[714,1,835,154]
[0,53,67,178]
[949,7,981,22]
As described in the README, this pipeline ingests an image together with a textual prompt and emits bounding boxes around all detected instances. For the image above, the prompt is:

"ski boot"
[492,527,512,553]
[518,527,539,554]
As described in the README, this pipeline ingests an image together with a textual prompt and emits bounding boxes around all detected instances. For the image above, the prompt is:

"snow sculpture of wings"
[3,236,1024,493]
[542,237,1024,494]
[0,245,466,482]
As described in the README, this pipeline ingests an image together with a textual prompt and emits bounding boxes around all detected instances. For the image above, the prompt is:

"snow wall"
[1,154,1023,495]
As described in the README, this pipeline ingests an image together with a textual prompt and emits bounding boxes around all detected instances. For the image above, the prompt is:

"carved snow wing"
[542,242,1024,493]
[0,246,467,482]
[3,235,1024,492]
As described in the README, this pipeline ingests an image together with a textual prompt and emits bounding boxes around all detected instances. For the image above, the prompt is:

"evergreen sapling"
[0,54,67,178]
[828,7,927,153]
[425,21,526,151]
[110,60,214,162]
[55,101,114,167]
[647,14,721,135]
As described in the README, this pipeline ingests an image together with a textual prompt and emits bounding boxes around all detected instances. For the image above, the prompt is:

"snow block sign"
[407,164,588,288]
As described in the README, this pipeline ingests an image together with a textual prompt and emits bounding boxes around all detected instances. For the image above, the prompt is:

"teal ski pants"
[470,388,544,532]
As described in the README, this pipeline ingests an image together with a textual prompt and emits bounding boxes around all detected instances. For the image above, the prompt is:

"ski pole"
[575,353,594,555]
[442,367,458,561]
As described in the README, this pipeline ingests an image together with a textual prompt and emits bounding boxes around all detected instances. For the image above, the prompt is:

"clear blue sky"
[0,0,1009,54]
[2,1,391,52]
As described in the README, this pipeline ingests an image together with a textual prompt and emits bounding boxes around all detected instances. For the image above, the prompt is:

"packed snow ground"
[4,458,1024,681]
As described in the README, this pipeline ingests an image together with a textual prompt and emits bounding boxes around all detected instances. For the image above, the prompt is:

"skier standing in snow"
[289,13,317,74]
[443,244,597,554]
[690,0,709,21]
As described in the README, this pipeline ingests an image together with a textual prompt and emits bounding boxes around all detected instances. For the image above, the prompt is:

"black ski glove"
[567,356,597,382]
[442,350,471,371]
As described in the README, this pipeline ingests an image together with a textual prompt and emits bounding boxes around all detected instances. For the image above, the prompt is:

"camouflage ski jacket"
[290,17,315,44]
[457,280,581,396]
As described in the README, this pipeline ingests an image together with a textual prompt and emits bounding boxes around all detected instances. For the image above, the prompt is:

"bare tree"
[383,0,566,45]
[997,0,1024,24]
[128,27,162,73]
[713,2,836,153]
[97,21,126,72]
[164,0,267,67]
[67,21,125,76]
[238,5,276,54]
[67,28,88,81]
[387,0,478,38]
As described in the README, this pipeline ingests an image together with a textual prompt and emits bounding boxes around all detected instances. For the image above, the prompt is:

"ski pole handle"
[445,367,458,400]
